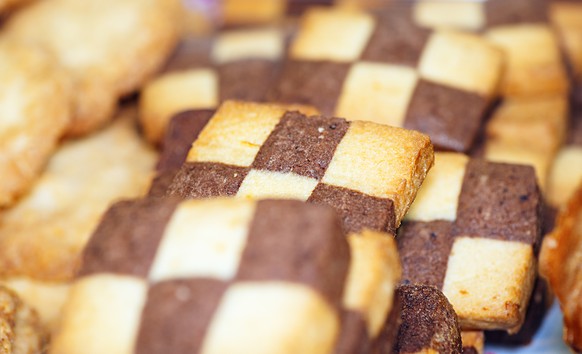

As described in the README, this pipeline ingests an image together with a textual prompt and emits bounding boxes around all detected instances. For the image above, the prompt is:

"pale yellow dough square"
[405,152,469,222]
[236,170,319,201]
[322,120,434,225]
[212,28,284,64]
[418,30,503,96]
[188,101,289,167]
[139,68,219,144]
[486,24,569,97]
[413,1,485,31]
[548,147,582,207]
[343,230,401,338]
[442,237,535,332]
[290,7,375,62]
[149,199,256,282]
[335,62,418,127]
[50,275,147,354]
[201,282,339,354]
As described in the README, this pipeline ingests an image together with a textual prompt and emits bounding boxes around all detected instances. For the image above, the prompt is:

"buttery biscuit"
[0,40,71,207]
[4,0,180,136]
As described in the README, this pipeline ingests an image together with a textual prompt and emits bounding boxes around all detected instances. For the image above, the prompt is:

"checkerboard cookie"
[164,100,434,232]
[270,7,502,152]
[51,198,401,354]
[540,181,582,352]
[394,285,462,354]
[0,40,71,208]
[0,285,46,354]
[399,152,542,332]
[139,27,287,145]
[414,0,569,98]
[0,108,157,283]
[3,0,180,136]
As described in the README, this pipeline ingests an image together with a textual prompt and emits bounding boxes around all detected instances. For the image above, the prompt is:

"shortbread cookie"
[484,94,569,191]
[0,40,71,207]
[271,7,502,152]
[0,285,46,354]
[0,108,157,282]
[139,27,286,145]
[51,198,401,354]
[540,182,582,352]
[551,1,582,83]
[4,0,180,136]
[393,285,462,354]
[165,100,434,232]
[399,152,541,332]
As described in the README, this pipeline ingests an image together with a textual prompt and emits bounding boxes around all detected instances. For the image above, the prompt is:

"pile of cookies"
[0,0,581,353]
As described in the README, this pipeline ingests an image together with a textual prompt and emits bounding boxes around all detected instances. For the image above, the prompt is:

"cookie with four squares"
[164,100,434,233]
[3,0,181,136]
[399,152,542,332]
[51,198,402,354]
[0,40,71,208]
[139,27,288,145]
[270,7,502,152]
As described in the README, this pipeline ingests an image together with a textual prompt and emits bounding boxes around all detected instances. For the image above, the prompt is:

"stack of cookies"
[0,0,581,353]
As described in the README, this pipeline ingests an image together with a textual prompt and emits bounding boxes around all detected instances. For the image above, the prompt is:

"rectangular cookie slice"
[398,152,542,332]
[270,6,502,152]
[165,100,434,233]
[51,198,401,354]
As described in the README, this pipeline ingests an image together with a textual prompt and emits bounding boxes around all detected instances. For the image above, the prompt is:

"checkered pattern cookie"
[413,0,569,98]
[269,7,503,152]
[164,100,434,233]
[51,198,402,354]
[398,152,542,332]
[139,27,287,145]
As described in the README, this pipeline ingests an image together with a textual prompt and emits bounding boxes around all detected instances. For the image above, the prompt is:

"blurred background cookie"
[2,0,181,136]
[0,39,71,208]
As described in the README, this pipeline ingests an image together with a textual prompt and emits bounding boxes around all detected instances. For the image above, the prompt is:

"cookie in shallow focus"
[3,0,180,136]
[0,108,157,284]
[399,152,542,332]
[0,40,71,208]
[270,6,502,152]
[164,100,434,232]
[51,198,401,354]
